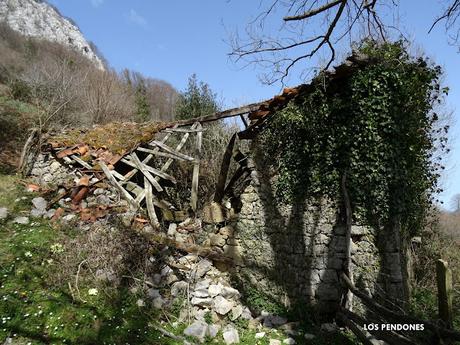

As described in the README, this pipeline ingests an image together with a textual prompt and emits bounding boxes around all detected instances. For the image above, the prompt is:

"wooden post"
[190,122,202,212]
[437,259,453,328]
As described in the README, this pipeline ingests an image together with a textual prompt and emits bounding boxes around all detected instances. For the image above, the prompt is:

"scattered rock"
[241,307,253,320]
[304,333,315,340]
[183,320,208,342]
[210,233,226,247]
[147,288,161,299]
[230,305,243,320]
[192,259,212,278]
[321,323,338,333]
[208,284,222,297]
[44,209,56,218]
[222,325,239,344]
[152,297,164,309]
[191,297,213,307]
[166,274,179,285]
[136,299,145,307]
[264,315,288,328]
[61,214,76,223]
[161,265,173,277]
[208,324,221,338]
[32,197,47,211]
[0,207,7,220]
[269,339,281,345]
[152,273,162,285]
[283,338,296,344]
[221,286,240,299]
[171,281,188,296]
[255,332,266,339]
[30,208,45,217]
[13,216,29,224]
[213,296,234,315]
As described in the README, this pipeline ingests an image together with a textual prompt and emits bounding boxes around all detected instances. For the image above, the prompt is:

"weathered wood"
[157,123,198,176]
[100,161,136,207]
[149,140,196,162]
[340,273,460,341]
[111,169,126,181]
[144,177,160,228]
[122,155,176,183]
[70,154,92,169]
[214,133,237,203]
[240,114,248,128]
[190,123,202,211]
[136,147,191,162]
[164,127,206,133]
[339,307,419,345]
[121,125,177,185]
[336,312,381,345]
[128,153,164,192]
[172,101,263,127]
[18,128,38,175]
[437,259,453,328]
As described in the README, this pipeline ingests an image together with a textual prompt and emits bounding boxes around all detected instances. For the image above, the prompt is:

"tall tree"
[175,74,220,120]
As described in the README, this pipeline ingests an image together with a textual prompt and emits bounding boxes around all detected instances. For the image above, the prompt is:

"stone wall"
[230,170,382,317]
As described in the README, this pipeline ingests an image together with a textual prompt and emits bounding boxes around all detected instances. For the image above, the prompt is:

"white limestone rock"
[222,325,239,344]
[213,296,233,315]
[183,321,208,342]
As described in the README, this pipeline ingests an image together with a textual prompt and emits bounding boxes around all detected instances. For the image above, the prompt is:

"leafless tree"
[230,0,460,85]
[451,193,460,213]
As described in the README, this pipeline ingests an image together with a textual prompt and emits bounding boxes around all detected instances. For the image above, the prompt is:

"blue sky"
[47,0,460,210]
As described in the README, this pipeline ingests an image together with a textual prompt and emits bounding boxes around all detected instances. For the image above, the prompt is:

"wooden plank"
[340,273,460,341]
[164,128,206,133]
[121,125,178,185]
[70,155,92,169]
[129,153,164,192]
[137,147,192,162]
[172,101,264,127]
[239,114,248,128]
[213,133,237,203]
[111,170,125,181]
[149,140,196,162]
[100,161,136,207]
[156,122,199,177]
[190,122,202,211]
[144,177,160,228]
[122,156,176,183]
[437,259,453,328]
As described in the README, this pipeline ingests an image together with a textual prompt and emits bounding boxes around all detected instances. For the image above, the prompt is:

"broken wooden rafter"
[129,153,164,192]
[120,124,178,186]
[144,176,160,228]
[173,102,263,127]
[70,155,92,170]
[214,133,238,203]
[99,161,137,208]
[149,140,196,162]
[136,146,193,162]
[164,127,206,133]
[190,123,202,212]
[156,123,199,176]
[122,155,176,184]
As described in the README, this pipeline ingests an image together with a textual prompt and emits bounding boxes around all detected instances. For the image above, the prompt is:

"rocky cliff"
[0,0,104,69]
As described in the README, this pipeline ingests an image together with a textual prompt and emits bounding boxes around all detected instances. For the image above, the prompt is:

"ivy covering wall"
[259,41,448,236]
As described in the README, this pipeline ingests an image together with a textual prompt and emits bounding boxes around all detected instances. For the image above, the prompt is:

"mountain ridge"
[0,0,104,69]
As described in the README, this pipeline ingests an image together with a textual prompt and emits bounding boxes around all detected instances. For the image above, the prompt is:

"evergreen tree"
[175,74,220,120]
